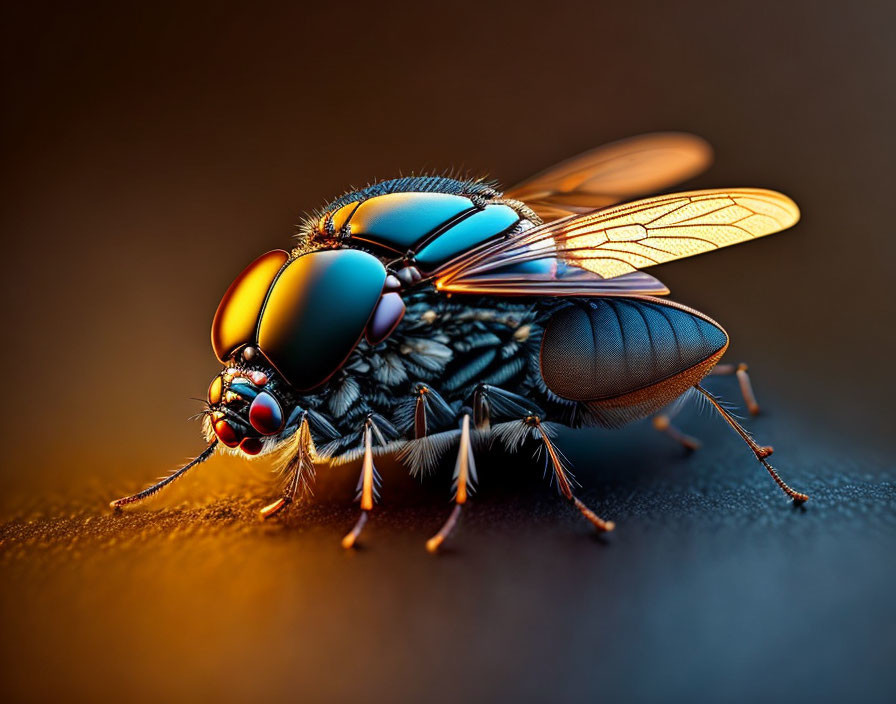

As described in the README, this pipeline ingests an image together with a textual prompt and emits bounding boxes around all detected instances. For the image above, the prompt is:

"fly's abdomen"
[540,298,728,427]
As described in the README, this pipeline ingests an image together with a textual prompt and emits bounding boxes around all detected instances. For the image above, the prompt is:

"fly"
[111,132,808,552]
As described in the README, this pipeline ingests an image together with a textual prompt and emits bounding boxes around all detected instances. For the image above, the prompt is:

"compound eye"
[213,419,244,447]
[248,392,284,435]
[239,437,264,455]
[208,376,223,405]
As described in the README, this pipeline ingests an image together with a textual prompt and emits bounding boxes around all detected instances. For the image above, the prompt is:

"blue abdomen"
[540,298,728,407]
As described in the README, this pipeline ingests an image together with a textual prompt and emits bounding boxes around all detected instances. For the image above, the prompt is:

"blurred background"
[1,1,894,702]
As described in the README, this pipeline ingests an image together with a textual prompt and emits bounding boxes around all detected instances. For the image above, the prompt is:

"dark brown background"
[1,2,894,703]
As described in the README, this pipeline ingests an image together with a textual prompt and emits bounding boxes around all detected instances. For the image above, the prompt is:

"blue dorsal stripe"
[345,192,474,251]
[413,204,520,271]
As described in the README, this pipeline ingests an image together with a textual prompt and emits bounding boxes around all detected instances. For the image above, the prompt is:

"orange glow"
[360,426,375,512]
[506,132,713,221]
[551,188,800,279]
[435,188,800,292]
[207,375,223,405]
[210,250,289,362]
[259,497,287,518]
[455,414,470,505]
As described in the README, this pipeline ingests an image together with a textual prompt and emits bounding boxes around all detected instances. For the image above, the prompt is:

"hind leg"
[695,384,808,503]
[709,362,761,415]
[652,396,702,451]
[653,360,763,449]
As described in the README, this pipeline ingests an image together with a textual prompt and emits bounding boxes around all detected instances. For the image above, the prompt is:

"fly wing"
[433,188,799,292]
[505,133,713,221]
[436,266,670,297]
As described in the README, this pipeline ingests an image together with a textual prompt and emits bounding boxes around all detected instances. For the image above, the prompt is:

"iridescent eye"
[248,392,284,435]
[213,419,243,447]
[208,376,223,405]
[239,437,264,455]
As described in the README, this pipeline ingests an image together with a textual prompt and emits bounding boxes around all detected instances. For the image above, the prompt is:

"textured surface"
[2,390,894,703]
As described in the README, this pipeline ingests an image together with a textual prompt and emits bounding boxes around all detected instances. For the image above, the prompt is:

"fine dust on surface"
[2,408,895,704]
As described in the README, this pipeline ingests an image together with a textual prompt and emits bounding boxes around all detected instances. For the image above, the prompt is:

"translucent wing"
[433,188,799,292]
[505,132,713,221]
[435,266,671,297]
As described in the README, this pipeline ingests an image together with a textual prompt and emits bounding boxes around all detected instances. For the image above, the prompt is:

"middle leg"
[475,385,615,534]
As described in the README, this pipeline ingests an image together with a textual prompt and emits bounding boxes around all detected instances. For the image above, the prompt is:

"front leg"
[259,414,317,518]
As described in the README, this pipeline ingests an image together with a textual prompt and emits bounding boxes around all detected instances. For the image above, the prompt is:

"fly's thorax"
[205,346,302,456]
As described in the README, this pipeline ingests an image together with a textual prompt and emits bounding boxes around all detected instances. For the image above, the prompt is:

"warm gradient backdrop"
[1,2,894,703]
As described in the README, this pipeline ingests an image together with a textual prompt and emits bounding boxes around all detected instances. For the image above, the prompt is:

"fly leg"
[526,416,616,532]
[474,384,614,533]
[652,397,702,452]
[410,382,455,440]
[709,362,761,415]
[110,440,219,509]
[341,417,383,549]
[694,384,808,503]
[654,361,761,450]
[259,415,316,518]
[425,413,477,553]
[423,384,532,553]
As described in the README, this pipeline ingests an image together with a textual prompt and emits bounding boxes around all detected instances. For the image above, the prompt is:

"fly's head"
[204,345,297,456]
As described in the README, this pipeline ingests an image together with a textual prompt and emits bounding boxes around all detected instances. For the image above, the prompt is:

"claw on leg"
[342,420,380,549]
[427,414,476,554]
[532,417,615,532]
[695,384,808,503]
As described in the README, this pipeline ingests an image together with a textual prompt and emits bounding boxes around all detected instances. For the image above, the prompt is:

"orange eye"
[208,376,223,405]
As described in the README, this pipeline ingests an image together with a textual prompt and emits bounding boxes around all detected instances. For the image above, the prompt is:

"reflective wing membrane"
[433,189,799,293]
[505,132,713,221]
